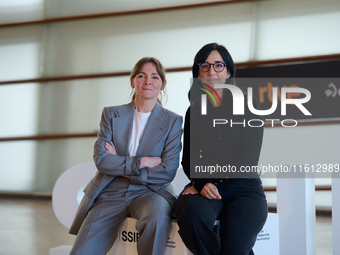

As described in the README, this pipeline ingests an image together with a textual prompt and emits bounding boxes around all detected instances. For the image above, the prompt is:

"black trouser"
[175,179,268,255]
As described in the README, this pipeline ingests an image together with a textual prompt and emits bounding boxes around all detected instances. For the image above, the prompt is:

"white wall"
[0,0,339,196]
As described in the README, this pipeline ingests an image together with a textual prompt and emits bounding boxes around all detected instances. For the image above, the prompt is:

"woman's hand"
[182,185,199,195]
[105,142,117,155]
[200,183,222,200]
[140,157,162,168]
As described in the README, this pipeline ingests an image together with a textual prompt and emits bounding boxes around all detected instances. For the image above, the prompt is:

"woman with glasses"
[69,57,183,255]
[175,43,267,255]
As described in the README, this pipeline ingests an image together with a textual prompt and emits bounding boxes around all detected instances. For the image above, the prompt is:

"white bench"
[50,161,279,255]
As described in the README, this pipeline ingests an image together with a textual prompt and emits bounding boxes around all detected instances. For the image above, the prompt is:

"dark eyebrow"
[203,61,224,63]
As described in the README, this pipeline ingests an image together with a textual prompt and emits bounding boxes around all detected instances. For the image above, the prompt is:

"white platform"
[50,161,279,255]
[108,214,279,255]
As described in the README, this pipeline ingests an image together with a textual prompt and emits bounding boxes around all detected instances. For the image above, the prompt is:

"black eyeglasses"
[198,62,226,73]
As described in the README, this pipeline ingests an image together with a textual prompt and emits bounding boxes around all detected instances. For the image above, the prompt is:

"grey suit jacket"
[69,101,183,235]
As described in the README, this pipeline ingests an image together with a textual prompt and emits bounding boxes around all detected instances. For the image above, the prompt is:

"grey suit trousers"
[70,177,173,255]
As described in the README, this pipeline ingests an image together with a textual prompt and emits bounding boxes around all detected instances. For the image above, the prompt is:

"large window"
[1,0,340,193]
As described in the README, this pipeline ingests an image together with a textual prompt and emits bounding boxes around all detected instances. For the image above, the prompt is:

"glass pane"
[0,83,40,137]
[0,138,96,192]
[43,3,253,76]
[0,0,44,23]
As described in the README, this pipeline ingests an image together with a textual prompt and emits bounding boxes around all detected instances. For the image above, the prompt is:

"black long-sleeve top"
[181,88,264,192]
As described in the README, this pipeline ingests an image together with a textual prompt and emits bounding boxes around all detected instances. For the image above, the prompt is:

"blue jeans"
[174,179,268,255]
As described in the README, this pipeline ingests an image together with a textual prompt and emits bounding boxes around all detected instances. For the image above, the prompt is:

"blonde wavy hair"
[130,57,168,105]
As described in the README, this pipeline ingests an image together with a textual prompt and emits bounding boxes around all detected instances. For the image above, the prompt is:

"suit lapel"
[113,102,135,156]
[137,102,167,156]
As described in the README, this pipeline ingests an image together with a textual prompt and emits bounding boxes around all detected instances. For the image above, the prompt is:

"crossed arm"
[102,133,216,197]
[94,107,183,186]
[104,142,162,179]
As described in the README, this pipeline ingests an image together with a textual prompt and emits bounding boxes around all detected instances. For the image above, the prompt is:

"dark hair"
[189,43,235,102]
[130,57,167,105]
[192,43,235,79]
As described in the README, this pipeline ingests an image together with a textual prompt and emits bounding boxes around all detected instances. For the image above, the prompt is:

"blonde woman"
[69,57,183,255]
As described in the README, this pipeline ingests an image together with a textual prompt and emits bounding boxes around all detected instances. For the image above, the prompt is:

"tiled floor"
[0,198,332,255]
[0,198,75,255]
